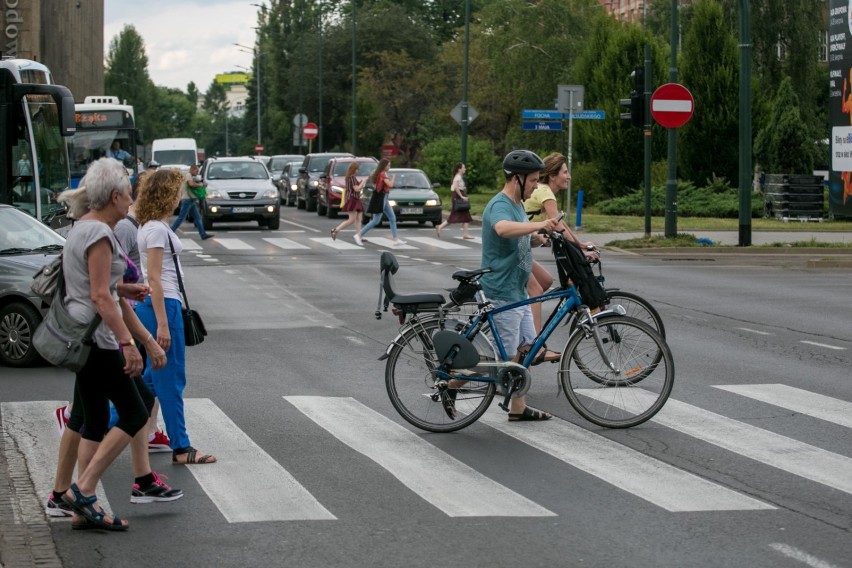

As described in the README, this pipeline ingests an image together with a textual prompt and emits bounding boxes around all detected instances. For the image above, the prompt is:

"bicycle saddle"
[451,267,492,282]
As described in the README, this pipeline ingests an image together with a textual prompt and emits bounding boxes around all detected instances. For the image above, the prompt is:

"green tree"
[419,135,500,191]
[104,25,158,141]
[679,0,739,184]
[150,87,198,139]
[754,77,814,173]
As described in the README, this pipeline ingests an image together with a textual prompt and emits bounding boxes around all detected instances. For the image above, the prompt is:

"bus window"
[24,95,69,221]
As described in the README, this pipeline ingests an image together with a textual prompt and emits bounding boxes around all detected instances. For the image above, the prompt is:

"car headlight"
[290,183,298,191]
[263,188,279,200]
[388,200,397,207]
[425,199,439,206]
[331,185,344,195]
[207,189,223,199]
[309,180,318,187]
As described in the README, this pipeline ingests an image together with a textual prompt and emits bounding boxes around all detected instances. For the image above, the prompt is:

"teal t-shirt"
[480,192,532,302]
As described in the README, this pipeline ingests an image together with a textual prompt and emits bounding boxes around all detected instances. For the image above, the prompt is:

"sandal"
[530,344,561,366]
[62,483,128,531]
[172,446,217,465]
[330,228,338,241]
[71,516,101,531]
[508,406,553,422]
[440,388,457,420]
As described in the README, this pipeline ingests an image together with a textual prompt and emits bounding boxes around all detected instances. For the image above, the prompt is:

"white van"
[151,138,198,173]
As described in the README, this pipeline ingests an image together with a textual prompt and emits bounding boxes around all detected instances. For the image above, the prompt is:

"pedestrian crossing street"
[3,383,851,525]
[176,231,481,256]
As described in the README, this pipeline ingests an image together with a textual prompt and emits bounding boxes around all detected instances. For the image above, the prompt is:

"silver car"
[201,157,281,230]
[0,204,65,367]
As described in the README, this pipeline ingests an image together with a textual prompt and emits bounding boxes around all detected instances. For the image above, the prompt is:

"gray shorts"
[491,300,536,360]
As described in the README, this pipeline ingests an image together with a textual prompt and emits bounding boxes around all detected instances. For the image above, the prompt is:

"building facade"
[1,0,104,101]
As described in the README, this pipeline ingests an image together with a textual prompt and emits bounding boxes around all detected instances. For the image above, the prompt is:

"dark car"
[277,160,304,207]
[317,157,378,218]
[0,204,65,367]
[201,157,281,230]
[360,168,443,226]
[296,152,353,212]
[268,154,304,206]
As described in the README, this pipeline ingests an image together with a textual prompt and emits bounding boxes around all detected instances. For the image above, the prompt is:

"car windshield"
[0,207,65,255]
[391,172,430,189]
[270,157,300,171]
[207,161,269,180]
[309,157,333,172]
[333,161,377,177]
[286,161,302,176]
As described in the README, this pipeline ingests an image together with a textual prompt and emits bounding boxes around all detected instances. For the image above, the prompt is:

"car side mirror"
[299,167,307,174]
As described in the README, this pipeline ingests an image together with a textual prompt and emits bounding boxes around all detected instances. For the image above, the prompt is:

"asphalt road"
[1,206,851,568]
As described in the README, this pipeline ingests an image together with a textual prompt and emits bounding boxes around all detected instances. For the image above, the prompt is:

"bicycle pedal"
[497,402,509,412]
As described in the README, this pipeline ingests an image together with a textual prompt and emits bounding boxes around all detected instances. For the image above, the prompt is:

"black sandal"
[62,483,128,531]
[172,446,217,464]
[508,406,553,422]
[530,344,561,366]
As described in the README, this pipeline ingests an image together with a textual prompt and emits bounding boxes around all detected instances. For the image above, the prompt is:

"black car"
[0,204,65,367]
[360,168,443,226]
[296,152,353,211]
[268,154,304,206]
[278,160,304,207]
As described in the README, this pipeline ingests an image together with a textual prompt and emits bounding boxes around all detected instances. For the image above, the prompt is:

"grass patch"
[576,213,852,233]
[606,235,852,249]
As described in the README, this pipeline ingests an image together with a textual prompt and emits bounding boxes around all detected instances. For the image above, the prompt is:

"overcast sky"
[104,0,261,92]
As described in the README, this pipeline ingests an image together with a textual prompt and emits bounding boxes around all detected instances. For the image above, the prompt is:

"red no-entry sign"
[303,122,318,140]
[650,83,694,129]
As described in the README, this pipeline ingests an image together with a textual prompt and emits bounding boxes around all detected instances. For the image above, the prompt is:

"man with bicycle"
[479,150,560,421]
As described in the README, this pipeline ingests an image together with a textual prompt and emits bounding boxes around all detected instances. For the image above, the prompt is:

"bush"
[419,136,501,192]
[597,178,764,218]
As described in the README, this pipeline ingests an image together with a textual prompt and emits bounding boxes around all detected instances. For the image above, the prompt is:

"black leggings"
[68,346,151,442]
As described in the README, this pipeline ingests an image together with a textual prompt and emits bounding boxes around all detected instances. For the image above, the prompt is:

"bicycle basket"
[552,238,607,310]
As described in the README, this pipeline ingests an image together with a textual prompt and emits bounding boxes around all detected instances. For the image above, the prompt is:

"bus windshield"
[10,94,69,222]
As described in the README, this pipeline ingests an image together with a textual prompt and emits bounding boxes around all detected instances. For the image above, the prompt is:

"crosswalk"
[3,383,851,525]
[173,232,482,255]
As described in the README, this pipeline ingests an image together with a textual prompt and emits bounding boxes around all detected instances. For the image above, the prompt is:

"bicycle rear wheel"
[559,316,674,428]
[604,290,665,338]
[385,319,497,433]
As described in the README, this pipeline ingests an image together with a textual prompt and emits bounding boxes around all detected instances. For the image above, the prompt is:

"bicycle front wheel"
[604,290,666,338]
[385,319,497,433]
[559,316,674,428]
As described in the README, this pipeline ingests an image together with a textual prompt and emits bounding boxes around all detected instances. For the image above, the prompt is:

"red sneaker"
[148,431,171,453]
[54,405,69,437]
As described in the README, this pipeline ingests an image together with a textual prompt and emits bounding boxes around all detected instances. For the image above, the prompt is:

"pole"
[738,0,752,246]
[643,8,652,237]
[460,0,471,164]
[318,21,324,152]
[566,90,574,224]
[351,1,357,154]
[560,128,567,212]
[664,0,678,238]
[225,112,229,157]
[256,49,261,147]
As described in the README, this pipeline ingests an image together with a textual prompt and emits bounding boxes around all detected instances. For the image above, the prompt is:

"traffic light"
[619,67,644,128]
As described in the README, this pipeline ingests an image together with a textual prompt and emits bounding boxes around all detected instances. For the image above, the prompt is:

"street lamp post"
[234,43,261,148]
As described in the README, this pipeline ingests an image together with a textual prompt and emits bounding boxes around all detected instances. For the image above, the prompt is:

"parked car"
[360,168,443,227]
[250,155,272,170]
[317,156,378,218]
[201,157,281,230]
[0,204,65,367]
[278,160,304,207]
[296,152,353,212]
[268,155,305,206]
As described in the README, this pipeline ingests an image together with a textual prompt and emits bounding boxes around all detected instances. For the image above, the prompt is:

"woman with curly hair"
[135,168,217,465]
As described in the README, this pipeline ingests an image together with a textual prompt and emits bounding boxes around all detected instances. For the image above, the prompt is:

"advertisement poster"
[829,0,852,217]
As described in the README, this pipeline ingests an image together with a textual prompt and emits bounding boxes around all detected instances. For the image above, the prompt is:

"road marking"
[768,543,842,568]
[262,237,310,250]
[736,327,771,335]
[479,407,771,512]
[311,237,362,250]
[282,219,321,232]
[713,384,852,429]
[180,239,202,251]
[285,396,556,517]
[183,398,336,522]
[581,390,852,495]
[215,238,254,250]
[799,340,846,350]
[367,237,417,250]
[405,236,470,250]
[1,401,112,524]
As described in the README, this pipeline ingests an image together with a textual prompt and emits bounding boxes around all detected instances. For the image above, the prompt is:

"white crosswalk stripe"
[285,396,555,517]
[479,406,772,512]
[581,388,852,495]
[182,398,336,522]
[262,237,310,250]
[404,236,471,250]
[364,236,417,249]
[713,384,852,429]
[311,237,362,250]
[215,238,254,250]
[179,238,203,250]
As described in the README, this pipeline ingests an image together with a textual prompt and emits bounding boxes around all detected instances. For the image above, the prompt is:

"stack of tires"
[763,174,824,221]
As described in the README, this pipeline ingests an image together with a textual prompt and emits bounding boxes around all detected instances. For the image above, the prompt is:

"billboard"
[829,0,852,217]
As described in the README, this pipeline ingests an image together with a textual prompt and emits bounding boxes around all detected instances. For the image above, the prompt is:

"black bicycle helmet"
[502,150,545,176]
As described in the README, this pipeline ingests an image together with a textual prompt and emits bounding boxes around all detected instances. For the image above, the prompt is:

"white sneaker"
[394,239,407,246]
[353,234,363,246]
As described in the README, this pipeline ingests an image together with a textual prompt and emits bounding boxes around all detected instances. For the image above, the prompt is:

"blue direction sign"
[522,109,563,120]
[522,121,563,131]
[569,110,605,120]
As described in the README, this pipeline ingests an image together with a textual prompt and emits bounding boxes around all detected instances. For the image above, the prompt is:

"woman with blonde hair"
[330,160,365,240]
[135,168,217,465]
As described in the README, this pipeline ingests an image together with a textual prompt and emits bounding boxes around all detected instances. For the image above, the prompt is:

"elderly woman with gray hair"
[51,157,168,531]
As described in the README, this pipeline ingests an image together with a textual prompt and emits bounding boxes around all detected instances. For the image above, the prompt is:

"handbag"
[32,268,101,373]
[166,231,207,346]
[31,254,63,305]
[454,199,471,212]
[366,187,384,215]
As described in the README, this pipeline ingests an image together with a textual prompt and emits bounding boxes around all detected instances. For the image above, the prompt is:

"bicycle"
[376,230,674,433]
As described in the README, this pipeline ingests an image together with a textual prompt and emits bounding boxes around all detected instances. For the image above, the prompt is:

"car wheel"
[306,196,317,212]
[326,206,338,219]
[203,217,213,231]
[288,194,297,207]
[297,197,306,210]
[267,215,280,230]
[361,214,370,225]
[0,301,43,367]
[317,200,327,216]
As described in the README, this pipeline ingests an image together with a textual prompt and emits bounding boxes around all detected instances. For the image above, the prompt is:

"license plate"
[232,207,254,213]
[400,207,422,215]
